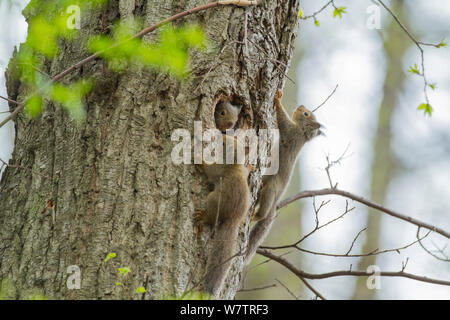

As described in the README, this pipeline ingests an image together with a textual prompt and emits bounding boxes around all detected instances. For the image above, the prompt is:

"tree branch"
[277,188,450,239]
[0,0,259,128]
[257,249,450,286]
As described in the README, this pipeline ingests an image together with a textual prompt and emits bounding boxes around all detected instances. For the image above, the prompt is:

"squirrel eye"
[221,111,226,116]
[304,111,309,117]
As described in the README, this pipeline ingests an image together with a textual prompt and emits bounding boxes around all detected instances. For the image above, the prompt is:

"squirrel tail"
[203,219,240,297]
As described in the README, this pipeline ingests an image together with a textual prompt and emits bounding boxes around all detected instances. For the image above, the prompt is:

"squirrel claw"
[274,89,283,110]
[194,209,206,235]
[194,209,206,221]
[276,89,283,99]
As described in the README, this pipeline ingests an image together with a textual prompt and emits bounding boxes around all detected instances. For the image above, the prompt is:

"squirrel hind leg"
[253,184,276,222]
[195,190,220,228]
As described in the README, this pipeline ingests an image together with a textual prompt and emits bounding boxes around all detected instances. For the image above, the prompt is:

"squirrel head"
[215,101,242,132]
[292,105,323,141]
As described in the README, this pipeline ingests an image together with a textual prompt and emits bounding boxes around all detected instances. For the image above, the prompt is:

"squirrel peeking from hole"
[214,101,242,132]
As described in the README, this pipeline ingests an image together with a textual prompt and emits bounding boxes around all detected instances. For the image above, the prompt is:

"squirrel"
[214,101,242,133]
[196,134,251,297]
[245,89,322,261]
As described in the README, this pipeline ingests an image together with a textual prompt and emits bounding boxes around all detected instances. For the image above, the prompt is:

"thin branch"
[416,227,450,262]
[300,0,334,21]
[261,199,354,250]
[277,188,450,239]
[0,0,260,128]
[0,102,24,128]
[345,227,367,255]
[238,283,276,293]
[257,249,450,286]
[312,84,338,112]
[0,95,20,106]
[275,279,299,300]
[291,228,432,258]
[323,144,352,189]
[377,0,442,109]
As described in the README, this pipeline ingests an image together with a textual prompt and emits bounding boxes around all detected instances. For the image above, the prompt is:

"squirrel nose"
[227,122,234,128]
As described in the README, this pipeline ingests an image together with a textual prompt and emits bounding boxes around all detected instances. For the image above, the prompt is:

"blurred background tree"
[352,0,409,300]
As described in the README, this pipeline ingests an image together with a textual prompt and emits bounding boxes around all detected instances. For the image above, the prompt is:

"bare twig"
[257,249,450,286]
[277,188,450,239]
[300,0,334,21]
[345,227,367,255]
[275,279,299,300]
[238,283,276,293]
[290,228,432,258]
[376,0,443,110]
[312,84,338,112]
[323,144,351,189]
[0,95,20,106]
[261,199,354,250]
[416,227,450,261]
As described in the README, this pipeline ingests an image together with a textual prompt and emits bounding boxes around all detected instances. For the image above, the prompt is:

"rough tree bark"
[0,0,300,299]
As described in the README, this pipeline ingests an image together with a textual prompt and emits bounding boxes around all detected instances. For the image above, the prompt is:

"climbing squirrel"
[246,89,322,261]
[196,134,251,296]
[214,101,242,132]
[253,89,322,221]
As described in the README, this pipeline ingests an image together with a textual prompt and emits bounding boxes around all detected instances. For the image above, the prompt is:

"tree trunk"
[0,0,300,299]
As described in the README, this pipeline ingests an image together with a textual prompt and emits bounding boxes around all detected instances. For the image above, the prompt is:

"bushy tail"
[203,219,239,297]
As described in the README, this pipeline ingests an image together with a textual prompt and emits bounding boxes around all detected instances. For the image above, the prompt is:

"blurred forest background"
[1,0,449,299]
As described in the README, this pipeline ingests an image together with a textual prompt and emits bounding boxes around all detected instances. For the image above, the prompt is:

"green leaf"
[408,64,420,75]
[115,282,123,286]
[104,252,117,263]
[298,9,304,18]
[314,18,320,27]
[50,79,92,122]
[181,25,207,49]
[437,38,448,48]
[14,45,41,85]
[428,83,437,90]
[27,17,59,58]
[118,267,131,276]
[88,22,207,78]
[333,6,347,19]
[417,103,433,116]
[28,292,48,300]
[136,287,147,294]
[24,94,43,118]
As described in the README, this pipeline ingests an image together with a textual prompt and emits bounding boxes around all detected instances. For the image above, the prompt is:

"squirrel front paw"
[276,89,283,100]
[274,89,283,110]
[194,209,207,234]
